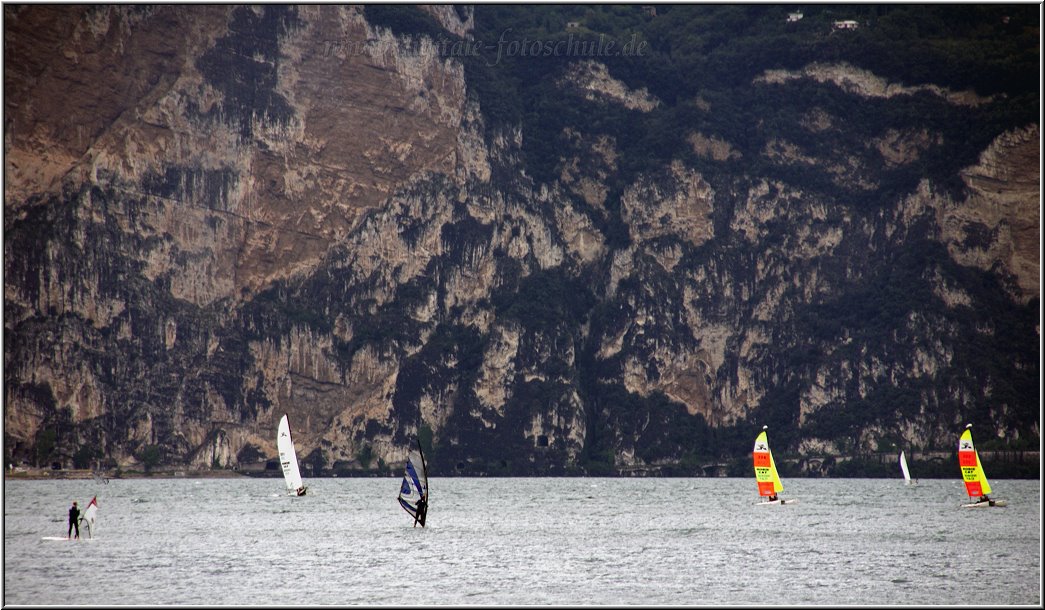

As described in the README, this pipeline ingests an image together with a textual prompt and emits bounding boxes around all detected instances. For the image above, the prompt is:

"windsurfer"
[415,494,428,527]
[67,501,80,539]
[768,493,778,502]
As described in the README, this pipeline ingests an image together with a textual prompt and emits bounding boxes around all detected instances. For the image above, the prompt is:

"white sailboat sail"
[80,496,98,538]
[899,450,912,484]
[277,413,306,496]
[397,439,429,527]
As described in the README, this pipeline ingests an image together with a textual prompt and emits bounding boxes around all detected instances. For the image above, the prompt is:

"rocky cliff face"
[4,5,1039,475]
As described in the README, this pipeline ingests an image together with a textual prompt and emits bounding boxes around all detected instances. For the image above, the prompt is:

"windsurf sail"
[277,413,306,496]
[899,450,912,484]
[80,496,98,538]
[958,425,991,499]
[753,426,783,499]
[397,439,429,527]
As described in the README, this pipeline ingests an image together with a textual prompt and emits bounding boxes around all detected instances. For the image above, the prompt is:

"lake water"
[2,477,1040,605]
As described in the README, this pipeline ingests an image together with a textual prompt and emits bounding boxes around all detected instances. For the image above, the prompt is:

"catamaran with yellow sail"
[958,424,1007,507]
[753,425,796,505]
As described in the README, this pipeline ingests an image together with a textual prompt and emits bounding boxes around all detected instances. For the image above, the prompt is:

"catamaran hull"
[757,498,799,505]
[962,499,1008,508]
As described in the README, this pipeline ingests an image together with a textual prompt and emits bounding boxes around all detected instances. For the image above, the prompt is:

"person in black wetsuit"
[67,501,80,539]
[414,494,427,527]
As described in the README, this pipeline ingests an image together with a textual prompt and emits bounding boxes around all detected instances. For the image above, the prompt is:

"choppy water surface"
[3,477,1040,605]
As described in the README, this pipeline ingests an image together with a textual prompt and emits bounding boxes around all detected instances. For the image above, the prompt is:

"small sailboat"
[277,413,307,496]
[899,450,916,485]
[397,438,429,527]
[753,426,796,505]
[958,424,1006,507]
[80,496,98,538]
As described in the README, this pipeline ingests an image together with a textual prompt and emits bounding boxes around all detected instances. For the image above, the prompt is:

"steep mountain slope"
[3,5,1039,476]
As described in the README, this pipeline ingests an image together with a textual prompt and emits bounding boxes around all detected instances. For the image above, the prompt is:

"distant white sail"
[277,414,306,496]
[397,439,429,527]
[899,450,912,484]
[81,496,98,538]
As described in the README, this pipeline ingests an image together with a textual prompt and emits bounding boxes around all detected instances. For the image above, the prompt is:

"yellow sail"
[753,429,783,496]
[958,427,992,497]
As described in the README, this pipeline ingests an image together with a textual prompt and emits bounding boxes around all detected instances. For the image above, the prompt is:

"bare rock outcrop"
[755,62,994,106]
[941,124,1040,302]
[4,6,1037,476]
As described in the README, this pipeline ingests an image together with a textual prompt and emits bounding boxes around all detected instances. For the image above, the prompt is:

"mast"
[416,437,428,485]
[414,437,428,527]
